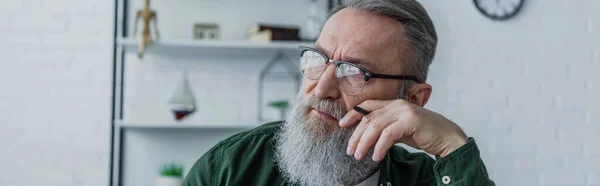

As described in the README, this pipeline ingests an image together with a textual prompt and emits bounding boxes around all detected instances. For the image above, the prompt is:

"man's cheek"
[301,79,318,95]
[343,96,364,111]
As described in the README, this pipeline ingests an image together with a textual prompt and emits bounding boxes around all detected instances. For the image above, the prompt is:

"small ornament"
[168,73,196,121]
[133,0,160,58]
[301,0,324,41]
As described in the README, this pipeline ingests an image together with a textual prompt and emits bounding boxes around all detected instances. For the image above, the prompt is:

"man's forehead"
[322,9,400,44]
[317,8,406,72]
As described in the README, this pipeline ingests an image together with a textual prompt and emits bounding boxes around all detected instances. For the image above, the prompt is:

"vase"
[301,0,323,41]
[155,176,182,186]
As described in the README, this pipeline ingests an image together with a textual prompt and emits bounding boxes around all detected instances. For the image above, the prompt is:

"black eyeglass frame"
[298,46,422,83]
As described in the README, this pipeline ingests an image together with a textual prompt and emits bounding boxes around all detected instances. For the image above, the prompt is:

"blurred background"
[0,0,598,186]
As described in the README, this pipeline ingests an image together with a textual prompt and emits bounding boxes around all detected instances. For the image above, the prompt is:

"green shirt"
[183,121,495,186]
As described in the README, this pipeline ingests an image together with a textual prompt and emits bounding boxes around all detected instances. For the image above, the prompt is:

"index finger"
[339,99,390,128]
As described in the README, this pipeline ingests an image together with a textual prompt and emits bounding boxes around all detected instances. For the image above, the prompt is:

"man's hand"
[340,99,468,162]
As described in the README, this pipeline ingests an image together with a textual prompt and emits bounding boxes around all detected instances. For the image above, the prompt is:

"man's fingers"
[352,110,395,160]
[373,123,405,162]
[339,108,368,128]
[353,106,370,115]
[340,100,390,128]
[346,117,370,156]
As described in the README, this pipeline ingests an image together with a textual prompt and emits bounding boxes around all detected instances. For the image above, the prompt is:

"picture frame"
[193,23,220,40]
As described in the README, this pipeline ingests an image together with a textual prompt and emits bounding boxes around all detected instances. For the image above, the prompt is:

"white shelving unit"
[111,22,315,186]
[112,38,309,186]
[111,38,310,183]
[115,120,261,130]
[111,1,323,186]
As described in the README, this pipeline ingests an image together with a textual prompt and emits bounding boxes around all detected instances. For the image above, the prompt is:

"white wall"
[0,0,114,186]
[421,0,599,185]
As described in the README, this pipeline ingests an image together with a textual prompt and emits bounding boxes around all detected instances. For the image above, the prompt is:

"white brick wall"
[421,0,600,185]
[0,0,113,185]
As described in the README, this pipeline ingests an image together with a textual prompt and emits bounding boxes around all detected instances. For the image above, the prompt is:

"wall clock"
[474,0,524,20]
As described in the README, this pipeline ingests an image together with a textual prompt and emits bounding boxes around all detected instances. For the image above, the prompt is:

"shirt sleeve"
[182,142,224,186]
[432,138,495,186]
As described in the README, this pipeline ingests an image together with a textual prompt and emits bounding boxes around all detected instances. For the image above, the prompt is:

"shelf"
[117,38,315,52]
[115,120,266,130]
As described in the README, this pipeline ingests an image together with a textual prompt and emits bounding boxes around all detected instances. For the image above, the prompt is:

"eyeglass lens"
[300,50,366,95]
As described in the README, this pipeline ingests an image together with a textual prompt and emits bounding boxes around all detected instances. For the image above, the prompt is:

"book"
[248,23,301,41]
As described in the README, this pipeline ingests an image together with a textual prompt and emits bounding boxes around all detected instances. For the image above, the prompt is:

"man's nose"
[314,63,341,100]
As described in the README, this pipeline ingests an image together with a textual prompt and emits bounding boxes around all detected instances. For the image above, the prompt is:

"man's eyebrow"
[344,56,367,64]
[313,44,376,71]
[344,56,375,70]
[314,44,332,57]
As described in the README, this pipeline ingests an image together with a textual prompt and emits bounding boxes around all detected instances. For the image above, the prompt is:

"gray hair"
[328,0,438,99]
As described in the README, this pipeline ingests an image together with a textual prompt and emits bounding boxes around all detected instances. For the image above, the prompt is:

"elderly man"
[183,0,494,185]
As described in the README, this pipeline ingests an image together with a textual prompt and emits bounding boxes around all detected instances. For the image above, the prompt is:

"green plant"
[267,100,290,110]
[159,163,184,178]
[267,100,290,120]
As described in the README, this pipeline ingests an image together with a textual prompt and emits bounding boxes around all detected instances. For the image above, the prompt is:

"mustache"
[302,95,347,120]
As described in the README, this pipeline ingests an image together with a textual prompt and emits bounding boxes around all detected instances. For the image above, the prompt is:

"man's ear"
[406,83,432,107]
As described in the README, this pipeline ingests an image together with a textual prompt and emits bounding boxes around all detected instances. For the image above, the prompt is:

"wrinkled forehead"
[317,8,407,72]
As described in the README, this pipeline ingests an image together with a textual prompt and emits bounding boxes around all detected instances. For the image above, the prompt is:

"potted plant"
[267,100,290,121]
[156,163,184,186]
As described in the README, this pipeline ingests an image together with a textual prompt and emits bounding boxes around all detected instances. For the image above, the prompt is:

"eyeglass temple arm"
[370,74,420,82]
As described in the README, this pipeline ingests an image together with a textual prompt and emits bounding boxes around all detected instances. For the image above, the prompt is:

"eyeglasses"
[298,46,421,95]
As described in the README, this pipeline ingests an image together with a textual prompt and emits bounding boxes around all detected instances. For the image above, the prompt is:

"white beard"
[274,94,379,186]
